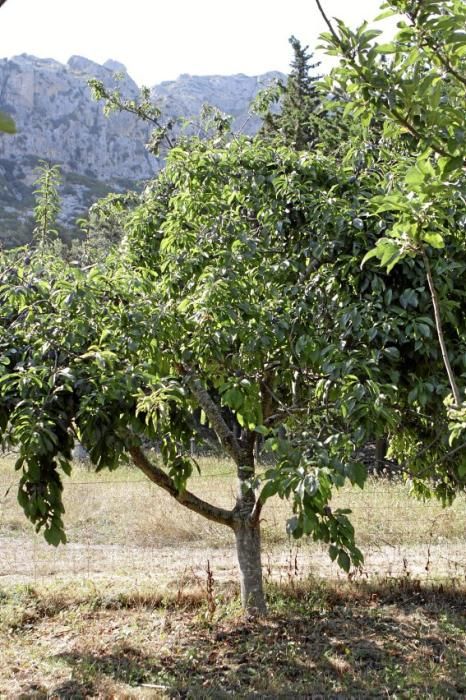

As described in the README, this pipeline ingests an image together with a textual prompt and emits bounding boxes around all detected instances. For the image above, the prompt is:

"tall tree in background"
[260,36,322,150]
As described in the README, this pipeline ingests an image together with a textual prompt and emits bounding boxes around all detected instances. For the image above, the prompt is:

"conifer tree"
[261,36,322,150]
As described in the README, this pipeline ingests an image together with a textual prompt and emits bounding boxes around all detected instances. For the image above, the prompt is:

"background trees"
[259,35,322,150]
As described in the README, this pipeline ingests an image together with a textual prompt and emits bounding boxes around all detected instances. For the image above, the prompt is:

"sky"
[0,0,395,86]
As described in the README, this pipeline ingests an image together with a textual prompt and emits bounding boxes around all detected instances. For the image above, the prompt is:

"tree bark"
[175,372,267,614]
[232,436,267,615]
[375,437,387,470]
[422,251,462,408]
[234,516,266,615]
[129,445,235,528]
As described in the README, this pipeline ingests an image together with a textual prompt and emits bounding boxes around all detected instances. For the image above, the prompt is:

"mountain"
[0,54,283,247]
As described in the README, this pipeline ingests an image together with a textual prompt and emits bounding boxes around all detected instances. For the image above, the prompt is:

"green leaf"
[384,346,400,361]
[422,232,444,249]
[350,461,366,488]
[405,166,425,186]
[440,156,464,177]
[374,9,397,21]
[375,42,397,53]
[337,550,351,573]
[399,288,418,309]
[416,323,431,338]
[223,387,243,410]
[286,516,300,535]
[260,480,280,501]
[361,247,380,267]
[44,526,65,546]
[380,242,402,269]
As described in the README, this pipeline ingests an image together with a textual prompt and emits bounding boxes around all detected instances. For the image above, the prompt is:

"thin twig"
[422,250,462,408]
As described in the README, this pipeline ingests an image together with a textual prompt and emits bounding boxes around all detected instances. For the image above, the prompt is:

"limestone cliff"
[0,54,283,246]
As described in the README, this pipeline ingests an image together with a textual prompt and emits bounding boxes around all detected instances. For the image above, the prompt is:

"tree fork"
[129,445,235,528]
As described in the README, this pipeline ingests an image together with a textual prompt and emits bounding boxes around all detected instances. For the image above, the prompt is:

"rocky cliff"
[0,54,283,246]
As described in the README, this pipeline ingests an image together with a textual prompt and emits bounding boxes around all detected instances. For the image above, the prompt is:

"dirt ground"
[1,534,465,590]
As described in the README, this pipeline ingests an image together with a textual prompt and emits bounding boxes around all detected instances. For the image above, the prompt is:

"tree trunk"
[375,437,387,471]
[234,518,266,615]
[233,438,266,615]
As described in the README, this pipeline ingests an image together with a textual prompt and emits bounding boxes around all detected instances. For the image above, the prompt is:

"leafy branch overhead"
[316,0,466,409]
[88,78,176,153]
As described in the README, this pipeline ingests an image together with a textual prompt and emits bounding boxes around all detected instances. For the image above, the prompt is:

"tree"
[258,35,322,150]
[75,191,139,263]
[0,138,375,614]
[32,162,61,250]
[1,1,465,615]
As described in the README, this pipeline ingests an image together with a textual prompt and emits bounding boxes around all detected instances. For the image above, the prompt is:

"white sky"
[0,0,394,85]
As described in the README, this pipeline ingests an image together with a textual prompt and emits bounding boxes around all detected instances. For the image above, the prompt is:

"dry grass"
[1,454,466,696]
[1,454,466,589]
[0,578,465,697]
[1,454,465,548]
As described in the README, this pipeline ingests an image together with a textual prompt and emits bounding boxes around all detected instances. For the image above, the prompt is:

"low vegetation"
[1,455,466,695]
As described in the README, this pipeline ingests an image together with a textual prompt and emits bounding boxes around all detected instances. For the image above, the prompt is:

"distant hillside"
[0,54,284,247]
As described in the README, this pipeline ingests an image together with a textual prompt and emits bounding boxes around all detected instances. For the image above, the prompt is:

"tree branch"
[314,0,463,163]
[315,0,341,46]
[250,498,263,527]
[183,372,244,464]
[406,7,466,89]
[129,445,235,528]
[424,39,466,89]
[422,250,462,408]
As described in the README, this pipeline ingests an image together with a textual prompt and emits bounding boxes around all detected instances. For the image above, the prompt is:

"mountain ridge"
[0,54,284,246]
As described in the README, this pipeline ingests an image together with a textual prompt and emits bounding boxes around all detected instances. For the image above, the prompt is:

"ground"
[1,579,465,698]
[1,456,465,697]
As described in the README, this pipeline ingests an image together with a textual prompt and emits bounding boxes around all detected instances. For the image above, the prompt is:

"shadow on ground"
[11,582,466,698]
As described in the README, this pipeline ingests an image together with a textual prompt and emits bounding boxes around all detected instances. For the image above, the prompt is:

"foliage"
[1,0,466,602]
[32,162,62,251]
[76,191,139,263]
[88,78,176,155]
[316,0,466,414]
[255,35,322,150]
[0,110,15,134]
[2,125,465,561]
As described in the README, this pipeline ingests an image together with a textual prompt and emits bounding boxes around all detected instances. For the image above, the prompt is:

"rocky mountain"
[0,54,283,247]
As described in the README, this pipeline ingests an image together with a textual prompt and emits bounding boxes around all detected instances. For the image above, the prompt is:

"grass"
[0,577,465,697]
[1,454,466,696]
[1,453,465,550]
